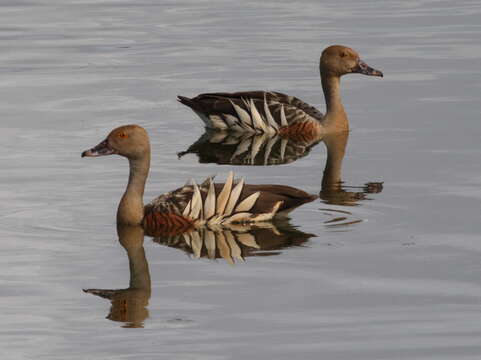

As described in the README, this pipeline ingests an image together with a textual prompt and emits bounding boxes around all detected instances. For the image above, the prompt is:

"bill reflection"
[84,225,151,328]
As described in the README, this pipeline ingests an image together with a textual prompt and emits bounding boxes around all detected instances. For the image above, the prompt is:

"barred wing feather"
[145,172,315,231]
[178,91,323,133]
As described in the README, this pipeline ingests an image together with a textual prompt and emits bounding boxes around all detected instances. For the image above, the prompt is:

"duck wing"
[143,172,316,234]
[178,91,323,133]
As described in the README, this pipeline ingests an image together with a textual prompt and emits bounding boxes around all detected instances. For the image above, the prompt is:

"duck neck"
[320,73,348,132]
[117,153,150,225]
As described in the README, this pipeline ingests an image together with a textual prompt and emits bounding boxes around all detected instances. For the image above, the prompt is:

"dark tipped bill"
[353,60,383,77]
[81,139,116,157]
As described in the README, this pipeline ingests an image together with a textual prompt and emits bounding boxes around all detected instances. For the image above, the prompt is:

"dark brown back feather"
[178,91,323,128]
[146,179,316,218]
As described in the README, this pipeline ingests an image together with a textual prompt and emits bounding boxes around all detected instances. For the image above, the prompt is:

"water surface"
[1,1,481,359]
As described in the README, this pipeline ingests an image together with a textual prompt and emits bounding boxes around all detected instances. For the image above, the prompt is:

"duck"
[81,125,316,233]
[178,45,382,136]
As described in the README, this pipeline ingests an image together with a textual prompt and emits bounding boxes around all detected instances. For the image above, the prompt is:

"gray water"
[1,0,481,359]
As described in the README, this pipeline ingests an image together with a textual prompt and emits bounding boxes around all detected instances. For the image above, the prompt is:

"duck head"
[320,45,383,78]
[82,125,150,160]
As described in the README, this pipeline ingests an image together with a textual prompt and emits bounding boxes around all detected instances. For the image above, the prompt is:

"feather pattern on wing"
[178,91,323,135]
[144,172,316,233]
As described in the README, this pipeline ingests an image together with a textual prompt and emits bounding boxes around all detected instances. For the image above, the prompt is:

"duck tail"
[177,95,196,108]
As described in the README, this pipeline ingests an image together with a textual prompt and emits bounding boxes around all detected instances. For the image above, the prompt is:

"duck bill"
[353,59,383,77]
[81,139,116,157]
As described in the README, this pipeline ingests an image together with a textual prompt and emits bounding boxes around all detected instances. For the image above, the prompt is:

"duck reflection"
[84,224,151,328]
[179,129,382,206]
[178,129,322,166]
[146,220,314,264]
[319,132,383,206]
[84,221,313,327]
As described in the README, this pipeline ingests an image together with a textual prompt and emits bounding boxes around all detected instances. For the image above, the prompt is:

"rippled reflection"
[84,220,313,326]
[178,129,322,165]
[84,224,151,328]
[148,220,314,264]
[179,129,383,208]
[320,132,383,207]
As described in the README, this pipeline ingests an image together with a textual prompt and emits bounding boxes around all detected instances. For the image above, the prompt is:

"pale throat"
[320,73,348,131]
[117,152,151,225]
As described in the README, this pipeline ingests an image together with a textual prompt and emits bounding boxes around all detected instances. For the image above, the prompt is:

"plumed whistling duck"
[81,125,316,234]
[178,45,382,136]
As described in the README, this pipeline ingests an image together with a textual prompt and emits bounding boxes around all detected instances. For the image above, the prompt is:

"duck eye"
[118,132,128,139]
[340,52,347,58]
